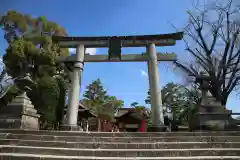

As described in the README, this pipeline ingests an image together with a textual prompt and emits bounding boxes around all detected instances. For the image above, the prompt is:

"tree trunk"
[221,94,228,107]
[209,87,228,106]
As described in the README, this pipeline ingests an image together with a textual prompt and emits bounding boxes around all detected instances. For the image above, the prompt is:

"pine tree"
[82,78,124,131]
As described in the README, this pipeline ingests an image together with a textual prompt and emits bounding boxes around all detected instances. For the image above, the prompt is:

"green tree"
[177,85,201,124]
[145,83,201,124]
[0,11,67,43]
[131,101,146,110]
[33,76,60,129]
[54,76,68,129]
[83,79,108,103]
[82,79,124,131]
[134,105,146,110]
[130,102,139,107]
[0,11,70,128]
[106,95,124,112]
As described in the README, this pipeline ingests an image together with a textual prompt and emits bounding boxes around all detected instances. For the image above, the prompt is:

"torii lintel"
[52,32,183,48]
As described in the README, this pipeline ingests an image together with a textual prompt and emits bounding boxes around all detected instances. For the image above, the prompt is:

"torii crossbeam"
[57,53,177,63]
[52,32,183,132]
[52,32,183,48]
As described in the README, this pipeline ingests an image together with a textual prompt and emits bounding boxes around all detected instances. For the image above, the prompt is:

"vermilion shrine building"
[64,102,150,132]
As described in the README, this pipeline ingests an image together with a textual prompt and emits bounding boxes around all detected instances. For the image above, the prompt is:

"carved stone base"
[147,125,167,132]
[189,93,236,131]
[189,111,233,131]
[0,92,40,130]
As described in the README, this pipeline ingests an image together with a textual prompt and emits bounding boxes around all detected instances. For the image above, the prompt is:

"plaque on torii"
[108,36,122,60]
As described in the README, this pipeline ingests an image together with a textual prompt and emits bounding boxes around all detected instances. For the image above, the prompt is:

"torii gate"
[52,32,183,132]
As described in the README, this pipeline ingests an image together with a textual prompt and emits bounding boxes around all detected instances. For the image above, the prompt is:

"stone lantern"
[189,72,232,131]
[0,58,40,130]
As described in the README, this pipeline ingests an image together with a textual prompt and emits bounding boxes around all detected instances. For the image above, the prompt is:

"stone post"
[66,44,85,130]
[146,43,165,132]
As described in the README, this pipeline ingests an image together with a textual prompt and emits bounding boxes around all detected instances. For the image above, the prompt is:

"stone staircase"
[0,129,240,159]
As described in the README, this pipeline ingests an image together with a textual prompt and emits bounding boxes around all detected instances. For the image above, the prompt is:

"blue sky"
[0,0,239,112]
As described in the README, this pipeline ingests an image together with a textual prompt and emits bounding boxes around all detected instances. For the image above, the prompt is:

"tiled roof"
[115,108,150,118]
[115,108,131,117]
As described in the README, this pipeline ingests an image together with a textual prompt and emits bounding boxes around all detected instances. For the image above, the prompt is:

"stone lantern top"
[195,72,212,92]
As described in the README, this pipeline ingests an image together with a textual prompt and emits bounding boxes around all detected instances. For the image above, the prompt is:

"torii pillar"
[147,43,166,132]
[63,44,85,131]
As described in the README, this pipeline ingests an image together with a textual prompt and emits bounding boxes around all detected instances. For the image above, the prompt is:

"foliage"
[54,76,68,129]
[0,11,67,43]
[130,102,139,107]
[177,85,201,123]
[134,105,146,110]
[30,76,60,128]
[82,79,124,122]
[130,101,146,110]
[0,10,69,128]
[105,96,124,113]
[175,0,240,105]
[145,82,201,124]
[83,79,108,104]
[0,84,20,108]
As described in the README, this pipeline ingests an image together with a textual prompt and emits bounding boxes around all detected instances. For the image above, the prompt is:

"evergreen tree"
[82,78,124,131]
[0,11,70,129]
[83,78,108,103]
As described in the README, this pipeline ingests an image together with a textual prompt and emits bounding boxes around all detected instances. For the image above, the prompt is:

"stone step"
[1,154,240,160]
[1,129,240,137]
[2,134,240,142]
[1,145,240,157]
[1,139,240,149]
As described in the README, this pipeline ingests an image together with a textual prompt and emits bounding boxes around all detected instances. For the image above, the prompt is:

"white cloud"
[85,48,96,55]
[140,69,148,77]
[69,48,97,55]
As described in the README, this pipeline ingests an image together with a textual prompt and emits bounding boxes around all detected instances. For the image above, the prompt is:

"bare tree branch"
[175,0,240,105]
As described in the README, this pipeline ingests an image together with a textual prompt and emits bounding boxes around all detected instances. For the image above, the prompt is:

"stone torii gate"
[52,32,183,132]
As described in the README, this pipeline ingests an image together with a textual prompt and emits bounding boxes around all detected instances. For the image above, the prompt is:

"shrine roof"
[64,101,89,111]
[115,108,150,119]
[64,102,97,118]
[52,32,183,48]
[115,108,130,117]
